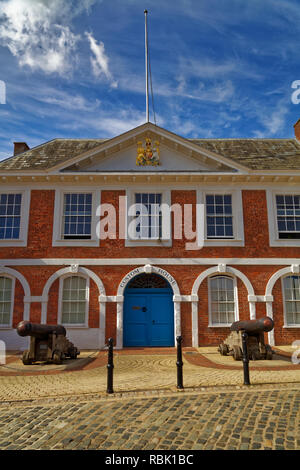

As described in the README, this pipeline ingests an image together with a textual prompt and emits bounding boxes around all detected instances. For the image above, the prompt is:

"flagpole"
[144,9,149,123]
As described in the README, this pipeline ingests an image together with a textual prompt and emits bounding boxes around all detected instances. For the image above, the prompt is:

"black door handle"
[142,306,147,312]
[152,320,155,324]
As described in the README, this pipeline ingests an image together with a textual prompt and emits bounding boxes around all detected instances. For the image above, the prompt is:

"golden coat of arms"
[136,138,160,166]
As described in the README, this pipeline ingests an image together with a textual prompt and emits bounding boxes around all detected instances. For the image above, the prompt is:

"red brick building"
[0,121,300,350]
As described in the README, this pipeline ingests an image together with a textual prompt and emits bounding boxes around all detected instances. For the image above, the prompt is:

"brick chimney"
[13,142,30,156]
[294,119,300,141]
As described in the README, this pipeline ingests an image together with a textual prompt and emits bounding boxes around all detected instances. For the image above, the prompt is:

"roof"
[192,139,300,170]
[1,135,300,172]
[0,139,106,171]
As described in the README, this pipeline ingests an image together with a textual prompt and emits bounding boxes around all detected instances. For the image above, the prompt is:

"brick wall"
[1,188,300,347]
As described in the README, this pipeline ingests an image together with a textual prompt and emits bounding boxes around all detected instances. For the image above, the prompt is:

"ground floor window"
[60,276,88,326]
[283,275,300,326]
[208,275,237,326]
[0,276,13,326]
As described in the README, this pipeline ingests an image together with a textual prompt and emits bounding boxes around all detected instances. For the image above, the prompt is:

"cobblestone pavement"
[0,386,299,450]
[1,349,300,402]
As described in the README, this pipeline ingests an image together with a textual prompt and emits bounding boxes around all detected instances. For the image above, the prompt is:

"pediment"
[53,123,247,174]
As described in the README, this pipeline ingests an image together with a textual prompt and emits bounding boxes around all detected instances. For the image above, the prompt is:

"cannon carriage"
[218,317,274,361]
[17,321,80,365]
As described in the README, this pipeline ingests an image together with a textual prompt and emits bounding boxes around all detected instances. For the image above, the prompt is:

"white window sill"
[125,238,172,247]
[0,239,27,247]
[62,325,89,329]
[270,238,300,247]
[204,239,244,247]
[0,326,12,329]
[52,239,99,247]
[208,324,232,328]
[283,325,300,328]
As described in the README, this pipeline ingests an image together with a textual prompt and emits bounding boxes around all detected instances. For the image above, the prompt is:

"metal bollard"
[176,335,184,389]
[106,337,114,394]
[241,331,250,385]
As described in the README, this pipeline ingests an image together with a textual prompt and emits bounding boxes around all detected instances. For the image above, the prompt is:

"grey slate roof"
[1,137,300,171]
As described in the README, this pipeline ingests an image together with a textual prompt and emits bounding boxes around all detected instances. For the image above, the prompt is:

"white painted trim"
[52,188,101,247]
[47,122,249,173]
[125,189,172,247]
[0,274,15,328]
[115,265,181,349]
[41,266,106,348]
[281,274,300,328]
[197,189,245,246]
[192,266,255,298]
[57,273,90,328]
[2,257,300,266]
[266,189,300,247]
[207,274,239,327]
[0,266,30,322]
[0,189,30,247]
[265,265,299,297]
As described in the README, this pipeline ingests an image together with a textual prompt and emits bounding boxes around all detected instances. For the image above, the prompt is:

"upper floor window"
[63,193,92,240]
[60,276,89,326]
[283,275,300,326]
[197,190,244,247]
[276,195,300,239]
[0,276,13,327]
[0,194,22,240]
[206,194,233,239]
[135,193,162,239]
[52,189,100,247]
[208,275,238,326]
[0,190,30,247]
[126,189,171,247]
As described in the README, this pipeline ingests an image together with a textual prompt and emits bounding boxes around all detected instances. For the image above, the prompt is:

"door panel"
[149,294,174,346]
[123,294,149,346]
[123,289,174,347]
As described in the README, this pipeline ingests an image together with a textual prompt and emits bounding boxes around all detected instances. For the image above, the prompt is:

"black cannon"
[218,316,274,361]
[17,321,80,365]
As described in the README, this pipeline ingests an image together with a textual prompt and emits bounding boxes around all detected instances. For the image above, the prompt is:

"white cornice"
[1,258,300,266]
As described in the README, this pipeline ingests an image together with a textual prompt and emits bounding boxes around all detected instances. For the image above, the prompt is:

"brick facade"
[1,122,300,350]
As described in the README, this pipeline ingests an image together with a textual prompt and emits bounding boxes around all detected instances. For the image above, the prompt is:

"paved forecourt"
[0,386,299,450]
[0,347,300,402]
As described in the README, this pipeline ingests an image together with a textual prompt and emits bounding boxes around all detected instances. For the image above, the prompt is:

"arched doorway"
[123,273,174,347]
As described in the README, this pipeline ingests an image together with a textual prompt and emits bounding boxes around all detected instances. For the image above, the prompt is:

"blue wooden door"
[124,288,174,347]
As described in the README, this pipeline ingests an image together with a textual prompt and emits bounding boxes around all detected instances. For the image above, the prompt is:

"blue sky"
[0,0,300,160]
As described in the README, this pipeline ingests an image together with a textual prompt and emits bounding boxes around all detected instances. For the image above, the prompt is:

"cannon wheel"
[22,351,33,365]
[52,350,63,365]
[218,343,228,356]
[265,345,273,360]
[233,345,242,361]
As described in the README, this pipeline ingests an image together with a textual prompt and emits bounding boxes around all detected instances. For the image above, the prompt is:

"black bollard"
[241,331,250,385]
[106,337,114,394]
[176,335,184,389]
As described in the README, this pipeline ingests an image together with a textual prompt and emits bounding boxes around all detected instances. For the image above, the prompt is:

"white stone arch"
[41,266,106,348]
[0,266,31,321]
[191,265,256,347]
[116,264,181,349]
[264,265,300,346]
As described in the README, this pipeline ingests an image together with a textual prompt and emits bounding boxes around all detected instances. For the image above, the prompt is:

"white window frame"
[52,188,101,247]
[0,189,30,247]
[0,275,15,329]
[125,188,172,247]
[267,189,300,247]
[197,189,244,246]
[208,274,239,327]
[58,274,90,328]
[281,275,300,328]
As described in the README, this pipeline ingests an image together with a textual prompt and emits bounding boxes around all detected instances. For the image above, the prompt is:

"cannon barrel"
[230,316,274,335]
[16,321,66,339]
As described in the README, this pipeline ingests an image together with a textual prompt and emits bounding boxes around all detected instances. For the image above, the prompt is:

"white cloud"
[85,32,118,88]
[0,0,97,75]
